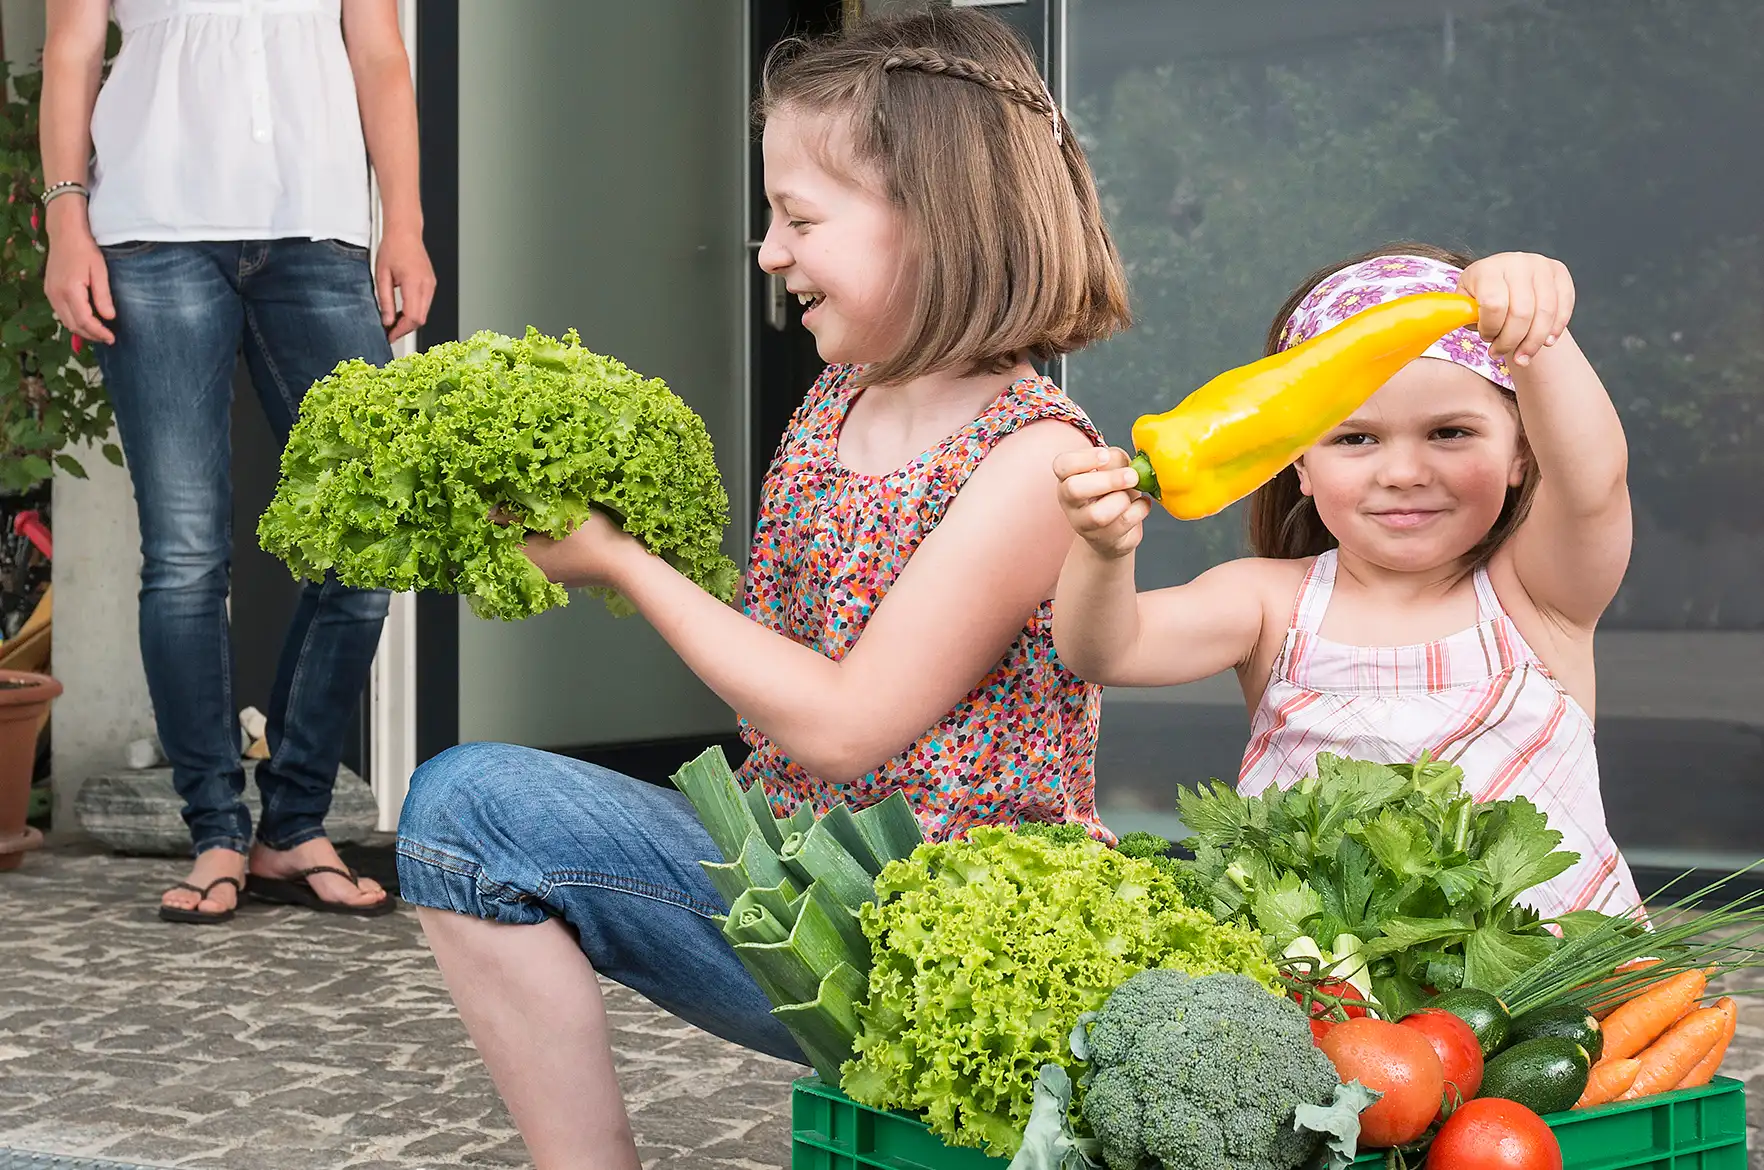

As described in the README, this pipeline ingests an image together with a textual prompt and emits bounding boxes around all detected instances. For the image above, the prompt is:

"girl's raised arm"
[1051,447,1266,688]
[1465,255,1633,630]
[525,420,1094,785]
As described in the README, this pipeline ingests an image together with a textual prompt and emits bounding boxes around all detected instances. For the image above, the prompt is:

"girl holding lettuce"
[394,10,1129,1167]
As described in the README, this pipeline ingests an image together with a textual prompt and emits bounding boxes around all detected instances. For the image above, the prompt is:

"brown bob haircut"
[757,6,1131,388]
[1246,241,1539,563]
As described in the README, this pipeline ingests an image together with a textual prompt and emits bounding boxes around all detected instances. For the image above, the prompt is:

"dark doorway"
[747,0,848,510]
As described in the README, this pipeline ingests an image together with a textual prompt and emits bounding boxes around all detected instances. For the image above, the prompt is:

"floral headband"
[1277,254,1513,391]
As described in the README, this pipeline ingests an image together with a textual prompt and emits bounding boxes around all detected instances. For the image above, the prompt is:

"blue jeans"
[395,743,807,1063]
[96,239,393,857]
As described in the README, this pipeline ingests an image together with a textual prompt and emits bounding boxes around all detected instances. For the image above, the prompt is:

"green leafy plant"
[0,56,116,492]
[1498,867,1764,1019]
[842,826,1277,1157]
[671,746,924,1084]
[257,326,740,619]
[1179,754,1579,1019]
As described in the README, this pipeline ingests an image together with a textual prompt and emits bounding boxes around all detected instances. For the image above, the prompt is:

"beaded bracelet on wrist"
[41,181,91,207]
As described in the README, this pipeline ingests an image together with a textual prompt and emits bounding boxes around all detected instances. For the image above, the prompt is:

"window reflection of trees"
[1066,1,1763,630]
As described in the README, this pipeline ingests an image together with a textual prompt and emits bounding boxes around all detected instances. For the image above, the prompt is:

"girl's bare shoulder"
[1170,554,1312,655]
[965,417,1095,486]
[1191,553,1313,605]
[1179,555,1312,706]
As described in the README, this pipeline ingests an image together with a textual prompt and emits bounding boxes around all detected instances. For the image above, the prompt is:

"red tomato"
[1400,1008,1485,1116]
[1296,979,1370,1045]
[1427,1098,1562,1170]
[1313,979,1372,1017]
[1292,978,1371,1040]
[1317,1018,1445,1147]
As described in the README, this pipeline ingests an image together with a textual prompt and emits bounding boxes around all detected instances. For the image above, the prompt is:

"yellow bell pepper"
[1130,292,1480,519]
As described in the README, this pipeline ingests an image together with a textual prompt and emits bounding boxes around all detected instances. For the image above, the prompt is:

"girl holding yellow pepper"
[1052,245,1641,919]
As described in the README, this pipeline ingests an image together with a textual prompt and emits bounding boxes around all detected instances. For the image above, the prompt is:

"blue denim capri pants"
[395,742,807,1063]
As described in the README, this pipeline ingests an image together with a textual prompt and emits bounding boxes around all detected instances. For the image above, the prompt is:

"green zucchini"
[1509,1003,1604,1064]
[1479,1036,1591,1116]
[1428,988,1512,1057]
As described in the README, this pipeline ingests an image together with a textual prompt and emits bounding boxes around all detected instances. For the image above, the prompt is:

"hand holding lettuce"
[258,327,739,620]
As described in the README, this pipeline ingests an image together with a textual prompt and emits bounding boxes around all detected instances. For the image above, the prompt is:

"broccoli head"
[1013,820,1097,846]
[1113,831,1174,860]
[1078,969,1340,1170]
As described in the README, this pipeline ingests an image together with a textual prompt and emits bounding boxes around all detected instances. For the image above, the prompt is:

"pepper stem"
[1129,451,1160,498]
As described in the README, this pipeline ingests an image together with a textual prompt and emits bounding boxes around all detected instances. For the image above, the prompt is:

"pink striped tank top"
[1239,549,1640,918]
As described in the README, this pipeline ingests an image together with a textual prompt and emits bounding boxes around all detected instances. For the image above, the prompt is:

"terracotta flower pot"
[0,669,61,872]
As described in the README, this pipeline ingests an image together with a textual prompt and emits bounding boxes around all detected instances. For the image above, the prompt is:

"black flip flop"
[158,875,244,925]
[245,864,396,917]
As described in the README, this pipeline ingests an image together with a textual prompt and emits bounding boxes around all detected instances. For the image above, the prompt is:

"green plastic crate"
[791,1075,1748,1170]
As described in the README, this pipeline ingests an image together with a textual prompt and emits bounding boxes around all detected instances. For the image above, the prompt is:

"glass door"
[1057,0,1764,884]
[748,0,848,517]
[445,1,752,779]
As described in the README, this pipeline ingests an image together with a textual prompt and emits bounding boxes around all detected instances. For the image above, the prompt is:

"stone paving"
[0,844,800,1169]
[2,844,1762,1168]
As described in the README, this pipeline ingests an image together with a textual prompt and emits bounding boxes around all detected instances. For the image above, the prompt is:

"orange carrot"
[1599,968,1707,1061]
[1590,958,1663,1019]
[1674,997,1738,1089]
[1575,1058,1641,1108]
[1618,1005,1728,1100]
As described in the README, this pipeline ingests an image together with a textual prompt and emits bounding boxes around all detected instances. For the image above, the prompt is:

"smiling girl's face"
[756,105,913,369]
[1296,358,1530,573]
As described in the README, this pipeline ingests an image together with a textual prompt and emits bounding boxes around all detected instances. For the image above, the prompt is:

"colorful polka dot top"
[734,364,1109,843]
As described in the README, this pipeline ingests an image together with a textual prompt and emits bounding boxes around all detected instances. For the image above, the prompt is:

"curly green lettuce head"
[840,826,1276,1157]
[257,327,738,620]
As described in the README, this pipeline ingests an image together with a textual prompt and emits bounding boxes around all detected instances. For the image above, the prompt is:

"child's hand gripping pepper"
[1131,291,1480,519]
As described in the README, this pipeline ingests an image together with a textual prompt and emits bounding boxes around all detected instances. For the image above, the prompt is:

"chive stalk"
[817,804,885,878]
[791,882,871,976]
[671,746,928,1084]
[1498,864,1764,1017]
[702,830,797,909]
[722,889,793,946]
[851,791,924,871]
[744,780,786,852]
[790,819,878,911]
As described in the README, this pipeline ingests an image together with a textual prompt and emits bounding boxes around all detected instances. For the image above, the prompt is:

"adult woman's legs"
[98,242,250,917]
[396,743,804,1169]
[239,238,394,910]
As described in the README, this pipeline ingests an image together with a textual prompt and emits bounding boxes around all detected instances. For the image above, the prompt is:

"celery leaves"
[1178,754,1577,1017]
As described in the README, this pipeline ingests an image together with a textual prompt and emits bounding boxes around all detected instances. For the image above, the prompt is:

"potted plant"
[0,52,116,491]
[0,508,55,868]
[0,662,57,869]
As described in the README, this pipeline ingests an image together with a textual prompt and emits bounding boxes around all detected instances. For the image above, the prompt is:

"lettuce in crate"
[258,327,739,620]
